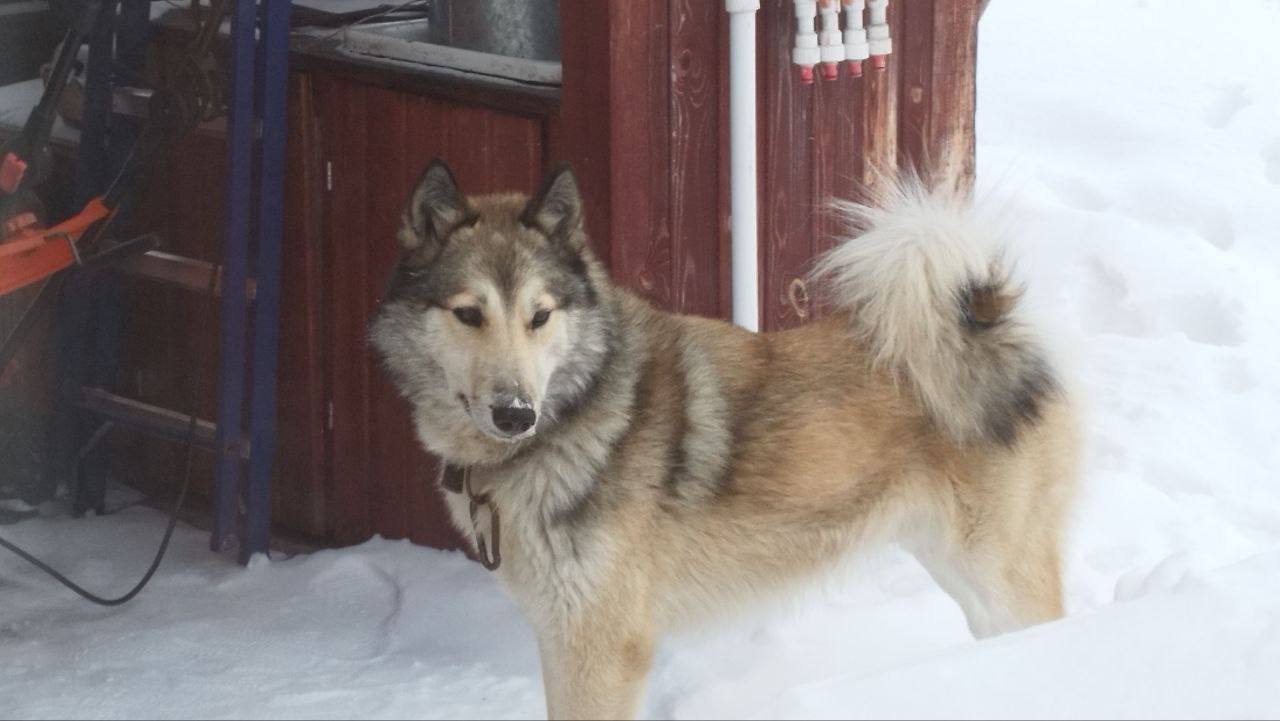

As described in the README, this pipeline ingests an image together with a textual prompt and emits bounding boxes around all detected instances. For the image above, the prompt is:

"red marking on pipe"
[846,60,864,78]
[872,55,888,70]
[0,152,28,194]
[799,65,815,84]
[822,62,840,81]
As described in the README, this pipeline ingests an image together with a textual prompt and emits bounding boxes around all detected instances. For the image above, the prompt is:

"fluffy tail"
[812,179,1059,446]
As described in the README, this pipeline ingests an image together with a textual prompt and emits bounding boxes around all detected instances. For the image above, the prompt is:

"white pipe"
[791,1,819,84]
[867,0,893,69]
[817,0,844,80]
[842,0,869,77]
[726,0,760,332]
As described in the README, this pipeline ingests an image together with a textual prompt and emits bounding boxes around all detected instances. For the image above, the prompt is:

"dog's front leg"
[538,623,654,721]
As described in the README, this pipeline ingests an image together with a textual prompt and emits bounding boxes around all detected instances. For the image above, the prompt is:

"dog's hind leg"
[903,490,1067,639]
[909,530,1065,639]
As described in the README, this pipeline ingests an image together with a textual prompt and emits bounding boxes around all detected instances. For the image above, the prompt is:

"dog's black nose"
[492,405,537,436]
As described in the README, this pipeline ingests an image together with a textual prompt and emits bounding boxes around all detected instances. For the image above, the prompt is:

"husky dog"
[370,159,1080,720]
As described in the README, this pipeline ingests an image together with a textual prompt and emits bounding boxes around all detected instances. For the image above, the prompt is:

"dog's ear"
[398,158,476,258]
[521,163,586,252]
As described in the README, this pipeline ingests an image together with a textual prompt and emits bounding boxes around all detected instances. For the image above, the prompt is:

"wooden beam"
[117,250,257,299]
[896,0,980,195]
[554,0,613,267]
[861,0,901,188]
[78,386,228,454]
[927,0,981,195]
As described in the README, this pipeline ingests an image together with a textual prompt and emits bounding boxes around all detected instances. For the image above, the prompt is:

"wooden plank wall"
[572,0,730,319]
[896,0,981,195]
[562,0,980,332]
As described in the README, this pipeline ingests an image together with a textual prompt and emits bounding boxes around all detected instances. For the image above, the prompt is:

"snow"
[0,78,80,145]
[3,0,1280,718]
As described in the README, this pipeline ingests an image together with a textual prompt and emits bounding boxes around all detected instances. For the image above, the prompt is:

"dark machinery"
[1,0,290,581]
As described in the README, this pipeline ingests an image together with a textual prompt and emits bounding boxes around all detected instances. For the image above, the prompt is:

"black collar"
[442,464,466,494]
[441,464,501,571]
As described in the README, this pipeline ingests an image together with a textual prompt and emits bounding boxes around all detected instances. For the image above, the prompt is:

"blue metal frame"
[242,0,292,564]
[212,0,291,562]
[211,0,257,554]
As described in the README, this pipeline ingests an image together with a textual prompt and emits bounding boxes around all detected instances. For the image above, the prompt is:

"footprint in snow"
[1113,553,1191,602]
[1121,184,1237,250]
[1205,84,1252,129]
[1082,259,1147,338]
[1218,356,1259,394]
[1145,458,1212,497]
[1264,140,1280,186]
[1189,205,1237,250]
[1041,173,1111,213]
[1162,294,1245,347]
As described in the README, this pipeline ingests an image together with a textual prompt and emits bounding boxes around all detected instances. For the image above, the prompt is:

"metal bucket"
[437,0,560,63]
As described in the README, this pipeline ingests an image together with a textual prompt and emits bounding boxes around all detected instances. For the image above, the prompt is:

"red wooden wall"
[560,0,981,331]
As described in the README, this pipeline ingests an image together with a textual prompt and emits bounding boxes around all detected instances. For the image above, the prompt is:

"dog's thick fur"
[370,160,1080,720]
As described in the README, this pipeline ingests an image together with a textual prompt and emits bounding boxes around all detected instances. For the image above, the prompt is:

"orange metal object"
[0,196,112,296]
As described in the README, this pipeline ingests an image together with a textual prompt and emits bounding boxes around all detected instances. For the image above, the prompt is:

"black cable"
[0,437,193,607]
[0,235,219,607]
[0,372,200,606]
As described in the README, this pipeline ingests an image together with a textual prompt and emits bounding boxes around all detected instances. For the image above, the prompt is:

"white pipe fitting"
[726,0,760,332]
[792,0,819,84]
[817,1,844,81]
[867,0,892,69]
[841,0,869,77]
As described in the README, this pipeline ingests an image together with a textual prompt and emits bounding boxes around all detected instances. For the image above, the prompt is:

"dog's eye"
[531,309,552,330]
[452,307,483,327]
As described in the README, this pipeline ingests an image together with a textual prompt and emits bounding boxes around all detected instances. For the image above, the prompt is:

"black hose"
[0,233,219,607]
[0,432,193,607]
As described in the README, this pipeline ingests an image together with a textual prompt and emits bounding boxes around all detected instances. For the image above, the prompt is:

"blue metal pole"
[212,0,258,554]
[241,0,292,563]
[75,0,116,203]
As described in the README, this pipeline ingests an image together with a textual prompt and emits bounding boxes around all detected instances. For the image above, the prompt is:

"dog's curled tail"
[812,178,1059,446]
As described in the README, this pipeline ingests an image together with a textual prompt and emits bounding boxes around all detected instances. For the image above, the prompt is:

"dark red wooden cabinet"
[112,73,552,549]
[315,76,547,549]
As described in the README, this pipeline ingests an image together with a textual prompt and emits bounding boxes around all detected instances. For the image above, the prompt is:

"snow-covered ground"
[3,1,1280,718]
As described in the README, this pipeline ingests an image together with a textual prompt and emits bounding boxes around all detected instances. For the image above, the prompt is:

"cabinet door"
[271,72,329,539]
[316,76,545,550]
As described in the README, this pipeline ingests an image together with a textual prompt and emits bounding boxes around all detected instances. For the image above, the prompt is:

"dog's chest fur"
[441,435,620,627]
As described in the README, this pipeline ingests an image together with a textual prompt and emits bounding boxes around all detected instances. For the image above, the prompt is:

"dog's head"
[370,159,607,464]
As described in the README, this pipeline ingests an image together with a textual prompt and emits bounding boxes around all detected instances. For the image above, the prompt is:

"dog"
[370,159,1080,720]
